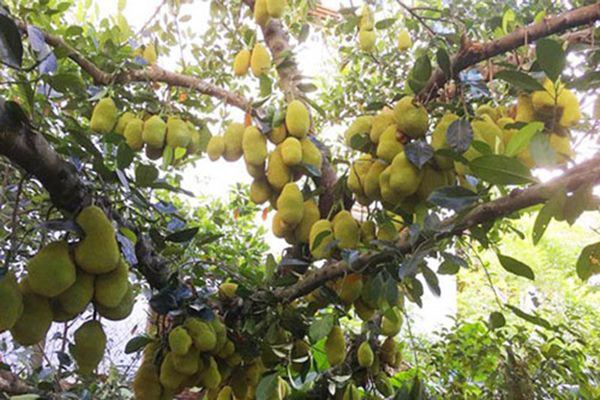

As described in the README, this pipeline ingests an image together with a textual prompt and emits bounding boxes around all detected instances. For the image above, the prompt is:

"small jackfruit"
[250,178,272,204]
[133,359,162,400]
[124,118,144,151]
[364,159,387,201]
[370,109,395,143]
[233,49,251,76]
[219,282,238,299]
[360,220,376,244]
[246,160,266,178]
[415,165,453,202]
[115,112,135,135]
[74,205,120,275]
[251,43,271,77]
[27,240,76,298]
[301,137,323,170]
[197,356,222,389]
[359,4,374,30]
[94,257,129,308]
[207,136,225,161]
[358,30,376,51]
[254,0,270,25]
[267,0,286,17]
[169,326,192,355]
[159,352,187,389]
[381,307,403,337]
[95,283,134,321]
[309,219,334,259]
[217,386,235,400]
[393,96,428,138]
[333,210,360,249]
[243,126,268,166]
[286,100,310,138]
[172,346,200,375]
[389,152,421,198]
[345,116,373,150]
[397,29,412,51]
[353,298,375,321]
[223,122,245,161]
[142,115,167,149]
[378,166,404,206]
[338,273,363,304]
[357,341,374,367]
[281,137,302,166]
[276,183,304,226]
[71,320,106,375]
[347,155,372,197]
[0,272,23,332]
[294,199,320,243]
[166,117,191,148]
[269,124,287,144]
[377,221,399,241]
[272,211,293,238]
[10,281,52,345]
[376,125,403,163]
[343,383,362,400]
[210,318,228,353]
[431,113,459,170]
[56,269,93,316]
[325,325,346,366]
[90,98,118,134]
[184,317,217,351]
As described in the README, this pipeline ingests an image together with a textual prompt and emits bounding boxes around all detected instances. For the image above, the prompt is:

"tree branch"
[417,3,600,102]
[274,153,600,301]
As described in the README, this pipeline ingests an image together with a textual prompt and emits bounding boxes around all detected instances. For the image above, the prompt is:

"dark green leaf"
[256,373,278,400]
[495,70,545,92]
[506,304,552,330]
[470,155,534,185]
[0,14,23,68]
[308,315,334,342]
[165,227,198,243]
[124,335,153,354]
[576,242,600,281]
[497,254,535,280]
[532,190,566,245]
[489,311,506,329]
[375,18,396,30]
[536,38,565,81]
[116,142,134,169]
[437,47,451,78]
[135,164,159,186]
[428,185,478,211]
[446,119,473,153]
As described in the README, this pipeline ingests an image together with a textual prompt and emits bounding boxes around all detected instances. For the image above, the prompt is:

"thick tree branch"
[274,154,600,301]
[417,3,600,102]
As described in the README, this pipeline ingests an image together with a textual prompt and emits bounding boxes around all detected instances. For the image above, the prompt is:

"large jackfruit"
[169,326,192,355]
[71,320,106,375]
[124,117,145,151]
[223,122,245,161]
[376,125,404,163]
[397,29,412,51]
[27,240,76,298]
[142,115,167,149]
[333,210,360,249]
[281,137,302,166]
[357,340,374,367]
[377,221,399,242]
[56,269,93,316]
[531,79,560,117]
[325,325,346,366]
[115,112,135,135]
[96,283,134,321]
[74,205,119,275]
[10,281,52,345]
[294,199,321,243]
[381,307,403,337]
[285,100,310,138]
[172,346,200,375]
[347,155,372,197]
[353,298,375,321]
[272,211,293,239]
[389,152,421,198]
[309,219,334,259]
[267,0,286,17]
[266,147,291,190]
[370,109,395,143]
[159,352,187,389]
[90,98,118,134]
[378,166,403,206]
[300,137,323,170]
[242,126,268,166]
[184,317,216,351]
[364,160,387,201]
[431,113,459,170]
[251,43,271,77]
[246,160,266,178]
[233,49,251,76]
[207,136,225,161]
[0,272,23,332]
[393,96,428,138]
[276,183,304,226]
[338,273,363,304]
[210,318,228,353]
[253,0,270,25]
[197,356,222,389]
[133,359,163,400]
[358,30,376,51]
[166,117,191,148]
[269,124,287,144]
[94,257,129,308]
[549,133,573,164]
[250,178,272,204]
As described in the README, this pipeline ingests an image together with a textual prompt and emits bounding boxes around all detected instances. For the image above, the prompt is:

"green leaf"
[532,189,566,245]
[165,227,198,243]
[505,121,544,157]
[497,254,535,280]
[0,14,23,69]
[408,55,431,94]
[576,242,600,281]
[506,304,552,330]
[135,164,159,186]
[495,70,545,92]
[255,373,278,400]
[437,47,451,78]
[308,314,334,342]
[375,18,396,30]
[427,185,479,211]
[470,155,534,185]
[259,75,272,97]
[298,23,310,43]
[529,132,556,167]
[489,311,506,329]
[438,260,460,275]
[536,38,565,81]
[124,335,152,354]
[116,142,134,169]
[47,72,85,93]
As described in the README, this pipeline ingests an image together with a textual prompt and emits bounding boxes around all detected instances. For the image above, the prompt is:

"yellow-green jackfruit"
[353,298,375,321]
[359,4,374,30]
[431,113,459,170]
[166,117,191,148]
[364,159,387,201]
[515,94,535,123]
[115,112,135,135]
[309,219,334,259]
[74,205,119,275]
[223,122,245,162]
[251,43,271,77]
[281,137,302,166]
[254,0,270,25]
[347,155,372,197]
[197,356,222,389]
[301,137,323,170]
[381,307,403,337]
[286,100,310,138]
[71,320,106,375]
[269,124,287,144]
[184,317,217,351]
[143,44,157,64]
[207,135,225,161]
[345,116,373,149]
[338,273,363,304]
[94,257,129,308]
[246,160,266,178]
[96,283,134,321]
[357,340,374,367]
[243,126,268,166]
[90,98,118,135]
[0,272,23,332]
[56,270,93,316]
[415,165,453,202]
[393,96,428,138]
[397,29,412,51]
[27,240,76,298]
[370,109,395,143]
[250,178,272,204]
[360,220,376,243]
[325,325,346,366]
[10,281,52,345]
[343,383,362,400]
[277,183,304,226]
[172,346,200,375]
[133,359,162,400]
[217,385,235,400]
[376,125,404,163]
[159,352,187,389]
[389,152,421,198]
[124,118,144,151]
[219,282,238,299]
[333,210,360,249]
[233,49,251,76]
[169,326,192,356]
[294,199,320,243]
[142,115,167,149]
[359,30,376,51]
[267,0,286,17]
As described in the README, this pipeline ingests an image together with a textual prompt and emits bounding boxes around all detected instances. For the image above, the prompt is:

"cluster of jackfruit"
[90,97,206,160]
[2,205,133,375]
[358,4,376,52]
[253,0,287,26]
[233,43,272,77]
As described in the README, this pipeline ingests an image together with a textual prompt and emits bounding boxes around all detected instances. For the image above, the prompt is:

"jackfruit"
[285,100,310,138]
[74,205,120,275]
[94,257,129,308]
[338,273,363,304]
[393,96,428,138]
[360,220,376,243]
[210,318,228,353]
[223,122,245,161]
[345,116,373,149]
[250,178,272,204]
[267,0,286,17]
[115,112,135,135]
[325,325,346,366]
[0,272,23,332]
[380,337,399,365]
[376,125,404,163]
[10,281,52,345]
[159,352,187,389]
[233,49,251,76]
[124,117,144,151]
[197,356,222,389]
[254,0,270,25]
[381,307,403,337]
[364,160,387,201]
[549,133,573,164]
[27,240,76,298]
[431,113,459,170]
[454,142,483,176]
[309,219,334,259]
[143,44,157,64]
[294,199,320,243]
[379,166,404,206]
[219,282,238,299]
[56,270,93,316]
[269,124,287,144]
[389,152,421,198]
[377,221,398,242]
[251,43,271,77]
[133,359,162,400]
[472,114,503,153]
[375,373,393,397]
[515,94,535,123]
[186,123,206,155]
[343,383,361,400]
[333,210,360,249]
[370,109,395,143]
[353,298,375,321]
[243,126,268,166]
[359,30,376,51]
[217,339,236,359]
[71,320,106,375]
[207,136,225,161]
[90,98,118,134]
[184,317,217,351]
[166,117,191,148]
[95,283,134,321]
[246,161,266,178]
[415,165,453,202]
[301,137,323,170]
[281,137,302,166]
[347,155,372,197]
[397,29,412,51]
[557,88,581,128]
[497,117,517,145]
[217,386,235,400]
[169,326,192,355]
[359,4,374,30]
[172,346,200,375]
[276,183,304,226]
[272,211,292,238]
[357,340,374,367]
[142,115,167,149]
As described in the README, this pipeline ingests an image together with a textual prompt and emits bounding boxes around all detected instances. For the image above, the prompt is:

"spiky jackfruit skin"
[197,356,222,389]
[338,273,363,304]
[415,165,453,202]
[253,0,269,25]
[266,0,286,17]
[27,240,76,298]
[186,123,206,155]
[96,283,134,321]
[124,118,145,151]
[0,272,23,332]
[56,269,93,316]
[272,212,293,239]
[159,352,186,389]
[269,124,287,144]
[357,341,374,367]
[347,155,372,197]
[359,4,374,30]
[294,199,320,243]
[172,346,200,375]
[276,183,304,226]
[280,137,302,166]
[184,318,216,351]
[309,219,334,259]
[243,126,268,166]
[223,122,245,162]
[133,358,163,400]
[376,125,403,163]
[219,282,238,299]
[74,206,119,275]
[394,96,429,138]
[246,161,266,179]
[250,178,271,204]
[325,325,346,366]
[431,113,459,170]
[360,220,376,244]
[90,98,118,134]
[389,152,421,198]
[333,211,360,249]
[115,112,135,135]
[71,320,106,375]
[300,137,323,170]
[397,29,412,51]
[207,136,225,161]
[370,109,395,144]
[364,160,387,201]
[381,307,403,337]
[343,383,361,400]
[94,257,129,308]
[286,100,310,138]
[166,117,191,148]
[378,166,403,206]
[10,281,52,345]
[233,49,251,76]
[142,115,167,149]
[169,326,192,355]
[250,43,271,77]
[358,30,376,51]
